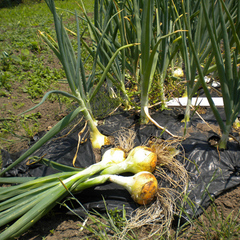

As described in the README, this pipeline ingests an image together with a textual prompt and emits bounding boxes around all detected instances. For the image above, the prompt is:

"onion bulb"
[63,148,125,184]
[100,146,157,175]
[109,172,158,205]
[173,67,184,78]
[90,130,110,149]
[101,147,126,164]
[74,171,158,205]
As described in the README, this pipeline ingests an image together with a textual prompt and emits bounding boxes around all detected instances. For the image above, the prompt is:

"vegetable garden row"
[0,0,240,239]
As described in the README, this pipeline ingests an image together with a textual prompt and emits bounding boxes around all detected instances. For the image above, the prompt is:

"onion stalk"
[0,148,125,210]
[181,0,240,148]
[61,147,126,185]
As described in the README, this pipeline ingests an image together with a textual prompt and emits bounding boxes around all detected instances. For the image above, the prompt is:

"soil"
[0,74,70,154]
[1,82,240,239]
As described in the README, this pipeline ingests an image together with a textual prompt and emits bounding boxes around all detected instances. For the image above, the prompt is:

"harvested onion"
[100,146,157,175]
[109,171,158,205]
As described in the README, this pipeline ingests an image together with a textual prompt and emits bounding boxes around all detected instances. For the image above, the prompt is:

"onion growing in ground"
[173,67,184,78]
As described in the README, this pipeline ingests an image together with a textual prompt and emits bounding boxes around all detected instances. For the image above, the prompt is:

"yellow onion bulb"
[109,171,158,205]
[100,146,157,175]
[90,131,110,149]
[173,67,184,78]
[101,148,126,165]
[126,146,157,173]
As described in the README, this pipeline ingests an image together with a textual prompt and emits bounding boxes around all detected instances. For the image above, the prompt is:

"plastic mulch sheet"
[1,107,240,219]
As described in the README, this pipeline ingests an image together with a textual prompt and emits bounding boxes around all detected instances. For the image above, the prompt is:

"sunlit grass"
[0,0,94,162]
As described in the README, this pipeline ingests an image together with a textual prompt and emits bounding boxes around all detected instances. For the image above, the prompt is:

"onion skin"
[101,148,126,164]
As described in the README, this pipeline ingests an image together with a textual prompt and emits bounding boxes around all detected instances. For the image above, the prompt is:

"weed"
[193,204,240,240]
[49,229,55,235]
[0,90,8,97]
[0,104,7,111]
[0,117,18,139]
[0,53,13,91]
[171,176,240,240]
[17,112,41,138]
[62,196,137,240]
[12,102,25,110]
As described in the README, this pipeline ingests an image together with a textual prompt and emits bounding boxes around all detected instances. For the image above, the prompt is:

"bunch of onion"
[0,146,158,239]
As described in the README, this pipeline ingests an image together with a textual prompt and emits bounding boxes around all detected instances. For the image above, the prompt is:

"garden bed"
[1,0,240,239]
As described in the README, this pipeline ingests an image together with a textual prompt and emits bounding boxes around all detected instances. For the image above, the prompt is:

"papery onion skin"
[101,147,126,164]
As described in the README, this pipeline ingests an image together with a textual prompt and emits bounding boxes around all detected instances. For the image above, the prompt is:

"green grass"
[173,205,240,240]
[0,0,94,98]
[61,190,240,240]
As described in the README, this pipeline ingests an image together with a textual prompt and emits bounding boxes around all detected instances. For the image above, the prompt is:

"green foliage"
[0,52,15,91]
[12,102,25,110]
[1,0,131,175]
[182,0,240,149]
[80,207,132,240]
[0,0,94,97]
[92,0,181,122]
[63,196,137,240]
[0,111,41,142]
[195,205,240,239]
[175,196,240,239]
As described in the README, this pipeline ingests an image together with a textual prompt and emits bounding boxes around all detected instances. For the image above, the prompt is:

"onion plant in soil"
[0,0,137,177]
[172,0,240,136]
[173,0,216,126]
[182,0,240,149]
[90,0,184,123]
